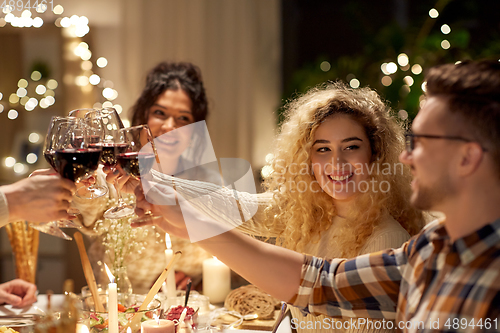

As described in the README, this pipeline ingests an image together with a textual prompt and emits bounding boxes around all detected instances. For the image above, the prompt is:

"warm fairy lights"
[1,4,123,176]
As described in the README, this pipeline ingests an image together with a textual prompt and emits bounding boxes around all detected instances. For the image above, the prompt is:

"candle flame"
[104,263,115,283]
[213,256,218,261]
[165,233,172,249]
[77,324,89,333]
[154,313,160,324]
[126,328,132,333]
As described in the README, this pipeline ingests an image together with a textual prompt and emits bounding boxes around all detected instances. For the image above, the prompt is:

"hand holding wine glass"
[53,119,102,214]
[114,124,161,223]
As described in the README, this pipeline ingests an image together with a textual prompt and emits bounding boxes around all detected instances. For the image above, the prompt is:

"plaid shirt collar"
[453,217,500,265]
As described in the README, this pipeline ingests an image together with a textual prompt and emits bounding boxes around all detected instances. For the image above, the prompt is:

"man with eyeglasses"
[135,59,500,332]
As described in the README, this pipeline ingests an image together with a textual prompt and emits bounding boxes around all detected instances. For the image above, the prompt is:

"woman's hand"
[103,165,138,194]
[0,279,37,307]
[31,168,95,190]
[132,185,191,239]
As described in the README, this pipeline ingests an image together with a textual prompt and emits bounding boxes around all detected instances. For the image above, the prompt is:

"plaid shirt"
[290,218,500,332]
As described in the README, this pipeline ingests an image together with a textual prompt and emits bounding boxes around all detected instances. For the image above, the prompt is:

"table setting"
[1,108,291,333]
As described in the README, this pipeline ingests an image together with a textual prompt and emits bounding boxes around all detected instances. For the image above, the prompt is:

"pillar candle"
[105,264,118,333]
[165,234,177,299]
[202,256,231,303]
[141,319,175,333]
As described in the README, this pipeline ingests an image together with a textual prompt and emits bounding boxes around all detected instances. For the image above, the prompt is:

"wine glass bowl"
[115,125,162,224]
[53,120,102,183]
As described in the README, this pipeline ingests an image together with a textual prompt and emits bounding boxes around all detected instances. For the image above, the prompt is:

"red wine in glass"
[103,143,128,167]
[54,148,102,182]
[116,152,156,180]
[44,150,57,170]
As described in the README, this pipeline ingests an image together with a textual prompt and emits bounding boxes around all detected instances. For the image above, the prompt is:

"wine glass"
[53,119,103,215]
[68,108,109,199]
[34,116,82,240]
[114,124,161,223]
[84,108,136,219]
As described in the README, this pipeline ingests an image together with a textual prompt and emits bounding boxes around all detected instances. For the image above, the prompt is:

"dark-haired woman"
[74,62,216,293]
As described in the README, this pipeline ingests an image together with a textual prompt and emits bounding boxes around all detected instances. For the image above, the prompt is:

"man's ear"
[458,143,484,176]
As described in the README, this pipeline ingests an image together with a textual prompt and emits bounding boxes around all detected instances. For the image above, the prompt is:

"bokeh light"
[411,64,423,75]
[26,153,38,164]
[320,61,331,72]
[429,8,439,18]
[97,57,108,68]
[441,40,451,49]
[441,24,451,34]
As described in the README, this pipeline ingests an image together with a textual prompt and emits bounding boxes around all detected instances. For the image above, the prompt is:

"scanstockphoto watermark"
[273,159,405,177]
[292,317,499,331]
[290,317,452,331]
[278,177,392,194]
[273,160,404,194]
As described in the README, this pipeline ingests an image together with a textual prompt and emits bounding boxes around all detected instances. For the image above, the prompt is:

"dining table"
[0,294,292,333]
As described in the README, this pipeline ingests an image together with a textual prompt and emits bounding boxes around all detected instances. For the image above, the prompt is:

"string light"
[386,62,398,74]
[7,109,19,119]
[441,40,451,49]
[13,162,28,175]
[26,153,38,164]
[349,78,360,89]
[0,8,118,172]
[320,61,331,72]
[28,133,40,143]
[381,76,392,86]
[403,76,414,86]
[5,157,16,168]
[411,64,423,75]
[441,24,451,34]
[429,8,439,18]
[53,5,64,15]
[97,57,108,68]
[31,71,42,81]
[397,53,409,67]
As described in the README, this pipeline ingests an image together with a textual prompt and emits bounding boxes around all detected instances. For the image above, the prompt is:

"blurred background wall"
[0,0,281,293]
[1,0,499,293]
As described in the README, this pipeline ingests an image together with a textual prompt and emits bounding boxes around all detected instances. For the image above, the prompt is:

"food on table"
[224,284,280,320]
[88,303,154,332]
[0,327,19,333]
[165,305,198,331]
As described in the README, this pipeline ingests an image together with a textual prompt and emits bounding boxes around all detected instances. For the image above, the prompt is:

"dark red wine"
[73,135,100,147]
[54,148,102,182]
[44,150,57,170]
[89,143,128,167]
[116,152,155,179]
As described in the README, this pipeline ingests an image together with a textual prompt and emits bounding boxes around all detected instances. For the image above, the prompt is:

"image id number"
[1,0,53,13]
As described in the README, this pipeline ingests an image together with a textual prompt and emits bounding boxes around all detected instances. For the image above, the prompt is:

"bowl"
[78,293,162,333]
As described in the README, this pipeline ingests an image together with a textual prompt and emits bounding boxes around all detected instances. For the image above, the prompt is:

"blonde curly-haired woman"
[155,81,425,333]
[254,81,424,333]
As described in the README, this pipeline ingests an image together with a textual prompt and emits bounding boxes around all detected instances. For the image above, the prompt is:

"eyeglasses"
[404,132,488,153]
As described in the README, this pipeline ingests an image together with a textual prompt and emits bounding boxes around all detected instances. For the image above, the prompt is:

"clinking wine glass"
[68,108,109,199]
[98,108,137,219]
[53,119,103,215]
[114,124,162,223]
[32,116,83,240]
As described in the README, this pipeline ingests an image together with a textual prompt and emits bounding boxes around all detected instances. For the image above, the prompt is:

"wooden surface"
[214,309,280,331]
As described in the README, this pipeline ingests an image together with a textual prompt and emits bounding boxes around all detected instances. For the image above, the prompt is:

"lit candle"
[105,264,119,333]
[202,256,231,304]
[76,323,89,333]
[164,234,176,299]
[141,319,175,333]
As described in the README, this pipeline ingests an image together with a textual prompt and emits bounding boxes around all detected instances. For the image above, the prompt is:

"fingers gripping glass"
[37,116,84,240]
[404,133,488,153]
